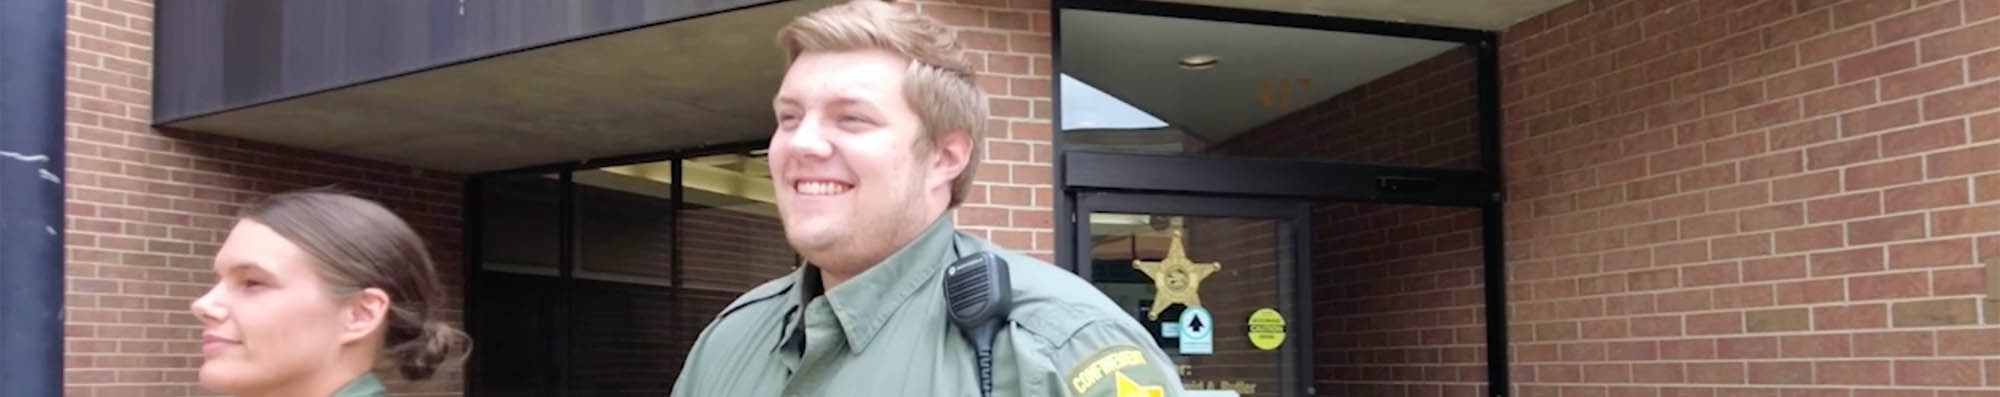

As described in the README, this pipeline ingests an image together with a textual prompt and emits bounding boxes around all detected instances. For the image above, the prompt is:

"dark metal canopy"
[155,0,840,173]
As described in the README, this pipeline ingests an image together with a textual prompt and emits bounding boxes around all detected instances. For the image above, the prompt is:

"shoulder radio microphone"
[943,251,1011,397]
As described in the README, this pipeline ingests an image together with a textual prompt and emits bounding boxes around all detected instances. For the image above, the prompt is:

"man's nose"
[783,115,833,158]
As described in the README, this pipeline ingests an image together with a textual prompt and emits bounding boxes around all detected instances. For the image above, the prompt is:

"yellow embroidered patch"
[1114,372,1165,397]
[1066,345,1149,394]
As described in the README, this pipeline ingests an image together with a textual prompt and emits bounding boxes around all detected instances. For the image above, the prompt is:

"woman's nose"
[189,284,226,326]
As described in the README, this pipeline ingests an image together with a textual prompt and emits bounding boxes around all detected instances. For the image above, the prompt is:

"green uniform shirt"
[332,373,386,397]
[672,217,1185,397]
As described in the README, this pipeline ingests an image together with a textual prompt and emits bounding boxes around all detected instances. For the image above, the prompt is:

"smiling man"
[669,1,1184,396]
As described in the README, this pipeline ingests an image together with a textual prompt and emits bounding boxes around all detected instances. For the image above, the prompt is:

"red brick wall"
[908,0,1058,260]
[63,0,469,395]
[1313,204,1490,397]
[1217,46,1483,170]
[1501,0,2000,395]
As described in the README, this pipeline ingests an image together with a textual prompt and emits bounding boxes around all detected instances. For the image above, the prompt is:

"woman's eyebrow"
[222,262,274,278]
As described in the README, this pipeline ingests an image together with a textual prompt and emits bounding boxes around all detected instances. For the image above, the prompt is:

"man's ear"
[340,287,391,344]
[929,131,974,191]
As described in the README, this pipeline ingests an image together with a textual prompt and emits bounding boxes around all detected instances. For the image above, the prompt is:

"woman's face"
[190,220,354,394]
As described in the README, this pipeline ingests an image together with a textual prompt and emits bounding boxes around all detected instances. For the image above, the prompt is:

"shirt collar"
[332,372,386,397]
[781,215,960,353]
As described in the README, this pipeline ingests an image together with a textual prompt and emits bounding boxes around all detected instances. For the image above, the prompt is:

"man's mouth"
[796,180,853,196]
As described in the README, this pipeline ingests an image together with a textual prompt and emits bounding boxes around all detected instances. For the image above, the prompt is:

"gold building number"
[1258,78,1312,110]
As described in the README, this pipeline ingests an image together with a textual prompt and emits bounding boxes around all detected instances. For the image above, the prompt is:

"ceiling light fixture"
[1178,54,1219,70]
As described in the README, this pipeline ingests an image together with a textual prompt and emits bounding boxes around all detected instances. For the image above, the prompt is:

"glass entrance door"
[1074,192,1311,397]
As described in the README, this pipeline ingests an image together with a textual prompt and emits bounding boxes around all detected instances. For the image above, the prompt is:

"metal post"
[461,178,484,395]
[0,0,69,395]
[1476,35,1512,397]
[557,172,574,397]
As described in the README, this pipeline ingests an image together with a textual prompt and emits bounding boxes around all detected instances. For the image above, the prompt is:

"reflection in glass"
[471,152,801,395]
[668,153,795,293]
[569,163,678,395]
[480,174,562,275]
[574,167,677,284]
[473,173,560,397]
[665,153,796,389]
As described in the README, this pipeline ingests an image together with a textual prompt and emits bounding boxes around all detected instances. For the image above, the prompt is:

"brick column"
[906,0,1058,261]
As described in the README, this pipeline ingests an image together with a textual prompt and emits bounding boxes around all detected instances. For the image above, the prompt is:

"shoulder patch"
[1065,345,1165,397]
[715,276,795,319]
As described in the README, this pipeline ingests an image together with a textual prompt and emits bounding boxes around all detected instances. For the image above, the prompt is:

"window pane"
[473,173,561,396]
[574,165,677,283]
[669,153,796,390]
[676,152,793,293]
[570,163,679,396]
[480,174,561,274]
[471,153,801,396]
[1089,214,1294,395]
[569,279,677,396]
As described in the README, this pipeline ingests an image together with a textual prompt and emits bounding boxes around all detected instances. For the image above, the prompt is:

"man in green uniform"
[670,1,1184,396]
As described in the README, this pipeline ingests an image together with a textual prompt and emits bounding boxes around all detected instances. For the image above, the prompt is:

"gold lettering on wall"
[1258,78,1313,110]
[1181,379,1260,395]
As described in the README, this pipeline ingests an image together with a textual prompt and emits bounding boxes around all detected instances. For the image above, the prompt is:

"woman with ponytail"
[190,189,470,397]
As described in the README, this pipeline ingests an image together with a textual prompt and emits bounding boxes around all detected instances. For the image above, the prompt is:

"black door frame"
[1073,192,1313,397]
[1049,0,1509,395]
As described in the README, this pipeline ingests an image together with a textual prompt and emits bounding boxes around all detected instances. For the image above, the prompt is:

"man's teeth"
[797,181,851,195]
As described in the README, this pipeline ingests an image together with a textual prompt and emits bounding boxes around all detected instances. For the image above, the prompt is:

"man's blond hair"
[778,0,988,207]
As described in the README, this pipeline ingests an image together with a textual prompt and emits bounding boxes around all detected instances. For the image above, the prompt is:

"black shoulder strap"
[952,231,972,260]
[715,277,796,320]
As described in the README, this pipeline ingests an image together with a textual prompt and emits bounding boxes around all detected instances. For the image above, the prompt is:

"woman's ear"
[340,287,391,344]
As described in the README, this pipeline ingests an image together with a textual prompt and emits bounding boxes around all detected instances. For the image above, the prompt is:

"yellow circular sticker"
[1247,308,1286,351]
